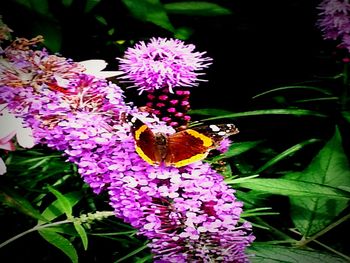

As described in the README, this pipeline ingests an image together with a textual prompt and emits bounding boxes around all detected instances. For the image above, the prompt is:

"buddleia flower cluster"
[118,37,213,129]
[0,17,254,262]
[316,0,350,54]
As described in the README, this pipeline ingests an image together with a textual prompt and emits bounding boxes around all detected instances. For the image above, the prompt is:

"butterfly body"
[128,115,239,167]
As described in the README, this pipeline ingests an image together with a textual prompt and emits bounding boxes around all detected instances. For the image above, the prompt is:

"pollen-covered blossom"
[117,37,213,94]
[317,0,350,52]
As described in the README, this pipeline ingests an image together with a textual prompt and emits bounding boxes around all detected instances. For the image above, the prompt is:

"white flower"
[0,105,35,174]
[79,59,123,79]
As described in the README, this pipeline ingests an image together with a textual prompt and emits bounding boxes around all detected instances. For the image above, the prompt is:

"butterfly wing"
[190,123,239,147]
[165,124,239,167]
[165,129,214,167]
[128,115,163,166]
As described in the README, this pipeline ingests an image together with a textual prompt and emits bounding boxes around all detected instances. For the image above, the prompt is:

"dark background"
[1,0,338,111]
[1,1,350,262]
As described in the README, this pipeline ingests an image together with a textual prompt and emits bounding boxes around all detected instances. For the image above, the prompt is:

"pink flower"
[117,37,213,93]
[0,29,255,261]
[317,0,350,52]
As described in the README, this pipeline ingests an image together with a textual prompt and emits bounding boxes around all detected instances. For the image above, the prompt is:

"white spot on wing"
[209,125,220,132]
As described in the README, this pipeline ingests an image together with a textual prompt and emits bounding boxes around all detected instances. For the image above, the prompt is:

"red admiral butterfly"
[127,115,239,167]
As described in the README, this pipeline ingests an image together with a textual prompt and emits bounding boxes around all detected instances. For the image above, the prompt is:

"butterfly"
[127,114,239,167]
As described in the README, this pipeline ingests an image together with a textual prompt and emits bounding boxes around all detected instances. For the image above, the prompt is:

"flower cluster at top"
[117,37,212,129]
[118,37,213,94]
[0,18,254,262]
[317,0,350,53]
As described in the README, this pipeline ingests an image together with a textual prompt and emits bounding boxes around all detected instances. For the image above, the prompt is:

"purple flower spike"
[108,155,255,262]
[317,0,350,53]
[117,37,213,94]
[0,26,254,262]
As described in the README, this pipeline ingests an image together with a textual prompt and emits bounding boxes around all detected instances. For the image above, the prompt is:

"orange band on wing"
[172,152,209,167]
[134,124,148,140]
[185,129,213,147]
[135,146,156,166]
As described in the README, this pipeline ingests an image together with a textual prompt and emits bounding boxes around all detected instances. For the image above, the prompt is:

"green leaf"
[47,186,72,218]
[219,162,233,178]
[38,229,78,263]
[122,0,175,32]
[241,207,277,218]
[132,254,153,263]
[0,182,47,221]
[189,109,328,121]
[39,191,82,223]
[294,97,339,104]
[164,2,231,16]
[34,21,62,53]
[11,1,61,52]
[248,244,347,263]
[235,178,350,200]
[73,222,88,250]
[225,174,260,184]
[174,26,193,40]
[84,0,102,13]
[286,127,350,236]
[252,85,333,99]
[115,243,149,263]
[341,111,350,123]
[189,108,236,116]
[255,138,321,173]
[38,223,77,237]
[15,0,50,16]
[62,0,74,8]
[210,140,264,162]
[95,15,108,26]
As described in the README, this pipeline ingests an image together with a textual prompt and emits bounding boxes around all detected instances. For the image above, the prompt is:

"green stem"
[253,217,296,242]
[0,219,71,249]
[312,239,350,261]
[296,212,350,247]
